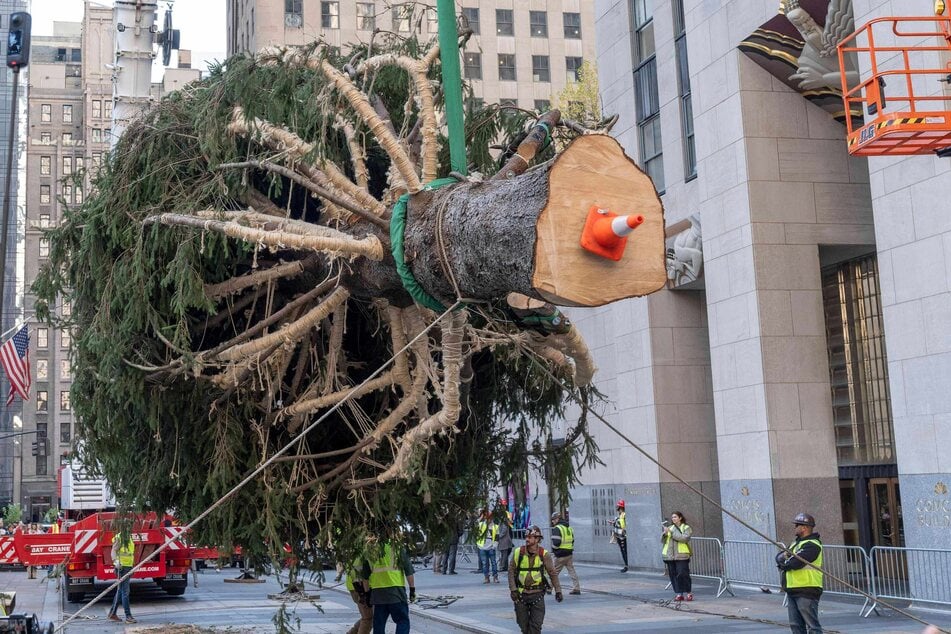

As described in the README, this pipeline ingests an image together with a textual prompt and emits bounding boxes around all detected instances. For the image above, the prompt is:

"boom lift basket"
[837,16,951,156]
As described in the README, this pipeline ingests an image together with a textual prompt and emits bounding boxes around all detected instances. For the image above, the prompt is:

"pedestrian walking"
[476,508,499,584]
[508,524,562,634]
[440,515,462,575]
[345,557,372,634]
[497,506,514,573]
[549,512,580,594]
[776,513,823,634]
[613,499,629,572]
[661,511,693,601]
[107,532,136,623]
[363,541,416,634]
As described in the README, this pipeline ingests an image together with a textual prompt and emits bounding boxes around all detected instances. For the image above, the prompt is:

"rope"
[389,178,457,312]
[55,300,463,633]
[471,305,949,634]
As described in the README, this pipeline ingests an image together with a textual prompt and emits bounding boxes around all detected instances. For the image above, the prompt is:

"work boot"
[620,566,628,573]
[483,577,490,584]
[107,614,120,622]
[493,575,499,583]
[569,589,581,595]
[675,594,684,602]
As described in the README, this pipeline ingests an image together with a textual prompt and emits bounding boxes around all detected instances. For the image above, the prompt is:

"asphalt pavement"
[2,559,950,633]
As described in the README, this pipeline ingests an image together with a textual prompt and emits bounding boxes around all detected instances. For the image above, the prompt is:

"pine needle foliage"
[33,31,602,566]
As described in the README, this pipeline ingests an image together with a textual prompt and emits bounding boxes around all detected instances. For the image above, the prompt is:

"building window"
[496,9,514,36]
[39,214,50,228]
[41,104,52,122]
[500,97,518,108]
[463,52,482,80]
[564,12,582,39]
[75,187,83,204]
[321,1,338,29]
[40,156,51,175]
[62,300,71,317]
[61,329,71,349]
[60,422,70,444]
[285,0,302,15]
[92,128,102,143]
[61,359,71,379]
[823,255,895,465]
[356,3,375,30]
[534,99,551,112]
[40,185,50,204]
[532,56,550,82]
[63,156,73,175]
[39,238,50,258]
[466,97,484,110]
[37,391,48,412]
[40,132,51,143]
[498,54,516,81]
[60,391,71,412]
[393,4,412,32]
[62,105,72,123]
[426,7,438,31]
[566,56,583,83]
[673,0,696,180]
[92,153,102,169]
[76,156,84,172]
[104,100,112,119]
[36,359,48,380]
[63,132,72,143]
[633,0,664,191]
[530,11,547,37]
[92,99,101,118]
[462,7,479,35]
[71,48,81,62]
[64,184,73,203]
[37,328,48,349]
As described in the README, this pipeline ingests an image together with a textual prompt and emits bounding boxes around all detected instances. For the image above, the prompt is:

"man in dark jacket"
[776,513,823,634]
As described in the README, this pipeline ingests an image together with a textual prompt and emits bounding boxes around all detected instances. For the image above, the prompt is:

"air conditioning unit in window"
[285,12,303,28]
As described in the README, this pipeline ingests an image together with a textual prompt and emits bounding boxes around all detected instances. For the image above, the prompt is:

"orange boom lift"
[837,4,951,156]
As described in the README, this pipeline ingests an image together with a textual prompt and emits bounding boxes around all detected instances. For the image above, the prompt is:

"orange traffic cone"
[580,206,644,261]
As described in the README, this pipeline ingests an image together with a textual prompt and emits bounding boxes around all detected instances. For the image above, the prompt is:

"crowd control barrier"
[723,540,786,593]
[662,537,731,597]
[819,544,873,613]
[865,546,951,616]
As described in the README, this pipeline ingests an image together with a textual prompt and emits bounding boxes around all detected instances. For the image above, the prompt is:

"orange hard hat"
[617,499,625,508]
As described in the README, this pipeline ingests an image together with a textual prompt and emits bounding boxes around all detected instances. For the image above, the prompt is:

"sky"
[28,0,227,77]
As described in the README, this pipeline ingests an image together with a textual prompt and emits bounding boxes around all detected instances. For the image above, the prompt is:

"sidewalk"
[398,560,951,633]
[0,568,60,625]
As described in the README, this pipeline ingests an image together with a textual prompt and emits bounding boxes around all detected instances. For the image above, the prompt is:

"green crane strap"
[390,178,458,312]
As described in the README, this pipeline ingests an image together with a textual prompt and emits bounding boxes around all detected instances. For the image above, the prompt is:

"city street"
[3,559,951,632]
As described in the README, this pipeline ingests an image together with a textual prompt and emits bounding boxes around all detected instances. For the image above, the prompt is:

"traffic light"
[6,12,31,69]
[30,440,38,456]
[30,438,47,457]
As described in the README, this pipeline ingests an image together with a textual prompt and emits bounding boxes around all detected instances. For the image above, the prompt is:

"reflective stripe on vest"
[786,538,823,589]
[113,535,135,567]
[555,524,574,551]
[513,546,547,593]
[476,521,497,548]
[368,544,404,590]
[661,524,692,557]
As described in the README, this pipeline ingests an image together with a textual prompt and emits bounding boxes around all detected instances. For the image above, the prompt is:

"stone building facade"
[529,0,951,574]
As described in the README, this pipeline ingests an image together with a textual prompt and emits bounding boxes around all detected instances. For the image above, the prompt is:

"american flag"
[0,325,30,405]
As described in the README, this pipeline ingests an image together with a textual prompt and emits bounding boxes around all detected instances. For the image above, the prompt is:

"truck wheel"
[164,586,186,596]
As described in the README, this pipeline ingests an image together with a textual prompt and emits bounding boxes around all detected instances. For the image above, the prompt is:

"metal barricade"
[662,536,732,597]
[820,544,873,614]
[723,540,786,594]
[866,546,951,616]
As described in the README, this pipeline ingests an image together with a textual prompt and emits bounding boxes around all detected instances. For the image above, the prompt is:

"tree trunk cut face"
[532,135,666,307]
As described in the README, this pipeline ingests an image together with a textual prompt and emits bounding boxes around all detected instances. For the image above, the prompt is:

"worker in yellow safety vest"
[362,542,415,634]
[613,499,628,572]
[107,533,137,623]
[476,508,500,584]
[550,512,580,595]
[776,513,823,634]
[507,525,562,634]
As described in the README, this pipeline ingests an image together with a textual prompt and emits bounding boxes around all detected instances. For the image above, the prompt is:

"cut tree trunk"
[403,134,667,308]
